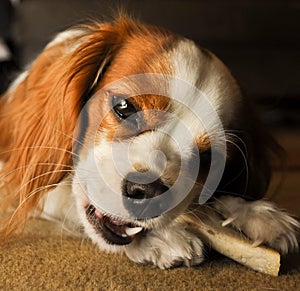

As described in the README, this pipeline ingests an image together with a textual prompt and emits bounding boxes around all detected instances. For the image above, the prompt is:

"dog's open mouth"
[85,204,144,245]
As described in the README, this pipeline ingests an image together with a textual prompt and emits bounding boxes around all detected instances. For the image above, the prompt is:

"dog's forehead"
[98,31,176,86]
[98,36,213,114]
[88,33,239,150]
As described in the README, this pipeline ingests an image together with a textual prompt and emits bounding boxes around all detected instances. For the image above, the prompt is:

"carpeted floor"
[1,129,299,290]
[0,219,299,290]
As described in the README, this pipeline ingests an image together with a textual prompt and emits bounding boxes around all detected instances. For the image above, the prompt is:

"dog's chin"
[84,204,146,248]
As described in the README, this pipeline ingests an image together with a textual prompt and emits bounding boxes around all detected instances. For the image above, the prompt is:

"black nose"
[123,172,169,199]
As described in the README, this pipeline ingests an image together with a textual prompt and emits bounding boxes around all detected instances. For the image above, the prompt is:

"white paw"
[215,196,300,254]
[125,223,204,269]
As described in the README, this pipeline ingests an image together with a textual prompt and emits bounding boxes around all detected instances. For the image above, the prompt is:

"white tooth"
[125,227,143,236]
[222,217,236,227]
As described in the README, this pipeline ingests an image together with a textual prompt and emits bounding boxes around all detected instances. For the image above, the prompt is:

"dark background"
[1,0,300,127]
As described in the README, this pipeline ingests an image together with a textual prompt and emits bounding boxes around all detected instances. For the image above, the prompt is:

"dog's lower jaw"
[80,218,128,253]
[81,219,205,269]
[125,222,205,269]
[80,205,205,267]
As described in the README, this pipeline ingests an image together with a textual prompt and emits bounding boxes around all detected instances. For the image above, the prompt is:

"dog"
[0,16,299,269]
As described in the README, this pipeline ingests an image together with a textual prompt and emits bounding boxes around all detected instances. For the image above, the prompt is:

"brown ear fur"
[0,17,138,239]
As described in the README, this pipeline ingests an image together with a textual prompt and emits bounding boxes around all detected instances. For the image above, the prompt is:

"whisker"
[55,131,88,152]
[0,163,74,179]
[225,132,248,154]
[182,177,216,199]
[60,201,83,243]
[8,170,74,203]
[8,182,64,228]
[225,138,249,195]
[0,145,81,159]
[0,162,99,182]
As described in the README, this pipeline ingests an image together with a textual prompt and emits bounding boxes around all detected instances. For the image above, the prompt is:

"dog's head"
[0,17,274,247]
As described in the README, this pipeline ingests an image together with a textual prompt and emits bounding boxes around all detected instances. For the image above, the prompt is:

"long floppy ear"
[215,97,281,201]
[0,17,133,238]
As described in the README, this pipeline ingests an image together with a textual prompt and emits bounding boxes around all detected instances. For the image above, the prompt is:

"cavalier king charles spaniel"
[0,16,299,269]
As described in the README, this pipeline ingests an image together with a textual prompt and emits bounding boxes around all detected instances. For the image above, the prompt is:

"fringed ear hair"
[0,16,135,239]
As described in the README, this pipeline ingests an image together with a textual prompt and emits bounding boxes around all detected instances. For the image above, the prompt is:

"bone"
[177,214,281,276]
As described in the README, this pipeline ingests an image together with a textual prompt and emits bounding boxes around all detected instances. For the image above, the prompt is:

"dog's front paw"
[215,196,300,254]
[125,223,204,269]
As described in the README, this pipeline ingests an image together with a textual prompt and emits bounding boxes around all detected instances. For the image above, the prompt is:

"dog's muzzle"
[85,172,170,246]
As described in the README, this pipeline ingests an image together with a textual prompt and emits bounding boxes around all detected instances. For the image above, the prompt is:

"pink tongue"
[109,218,126,226]
[94,209,142,236]
[94,210,124,226]
[95,209,103,219]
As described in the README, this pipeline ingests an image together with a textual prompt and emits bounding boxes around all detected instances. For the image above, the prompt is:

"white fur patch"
[39,177,82,235]
[171,40,239,129]
[125,222,204,269]
[7,70,28,99]
[0,39,11,61]
[73,125,196,222]
[46,29,85,50]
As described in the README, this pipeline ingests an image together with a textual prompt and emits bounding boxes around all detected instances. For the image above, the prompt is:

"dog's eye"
[111,95,137,120]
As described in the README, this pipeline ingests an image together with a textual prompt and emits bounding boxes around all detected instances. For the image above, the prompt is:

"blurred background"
[0,0,299,213]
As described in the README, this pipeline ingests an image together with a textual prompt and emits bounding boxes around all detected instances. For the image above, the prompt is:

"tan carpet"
[0,218,299,291]
[0,219,299,291]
